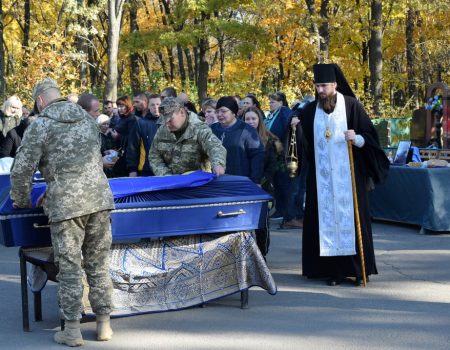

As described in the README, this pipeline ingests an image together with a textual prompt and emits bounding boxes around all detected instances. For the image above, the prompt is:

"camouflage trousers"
[50,210,113,321]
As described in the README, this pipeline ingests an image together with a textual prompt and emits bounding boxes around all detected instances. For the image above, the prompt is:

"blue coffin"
[0,175,271,247]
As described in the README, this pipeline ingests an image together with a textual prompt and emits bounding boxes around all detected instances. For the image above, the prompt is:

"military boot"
[96,314,113,341]
[54,320,84,347]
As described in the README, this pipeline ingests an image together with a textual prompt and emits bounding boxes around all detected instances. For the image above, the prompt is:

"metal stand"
[240,290,249,309]
[19,248,30,332]
[19,247,58,332]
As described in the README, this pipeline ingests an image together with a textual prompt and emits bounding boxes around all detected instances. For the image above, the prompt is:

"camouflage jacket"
[149,113,227,175]
[10,98,114,222]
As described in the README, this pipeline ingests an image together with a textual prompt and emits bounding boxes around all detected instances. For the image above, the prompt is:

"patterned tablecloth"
[51,231,275,316]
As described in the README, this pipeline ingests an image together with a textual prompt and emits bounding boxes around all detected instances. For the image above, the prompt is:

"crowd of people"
[0,85,311,229]
[5,63,389,347]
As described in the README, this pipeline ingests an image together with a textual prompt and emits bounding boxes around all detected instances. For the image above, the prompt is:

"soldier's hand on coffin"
[129,171,137,177]
[212,165,225,176]
[344,129,356,142]
[12,201,32,209]
[36,193,45,208]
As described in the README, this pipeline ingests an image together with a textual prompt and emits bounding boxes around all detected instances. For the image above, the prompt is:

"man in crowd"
[77,92,100,119]
[148,94,161,118]
[103,100,115,118]
[160,86,177,100]
[127,93,161,176]
[10,78,115,346]
[299,64,389,286]
[149,97,226,176]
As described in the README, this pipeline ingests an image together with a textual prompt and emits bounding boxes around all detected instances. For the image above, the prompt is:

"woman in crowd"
[201,98,218,126]
[1,95,23,145]
[0,112,36,158]
[264,92,292,220]
[211,96,264,184]
[211,96,267,256]
[97,114,119,178]
[243,107,283,195]
[97,114,116,155]
[111,96,136,177]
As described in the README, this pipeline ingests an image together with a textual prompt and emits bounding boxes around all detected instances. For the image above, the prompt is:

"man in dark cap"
[10,78,115,345]
[149,97,226,175]
[299,64,389,286]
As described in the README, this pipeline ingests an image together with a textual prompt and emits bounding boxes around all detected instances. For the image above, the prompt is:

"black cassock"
[299,96,389,279]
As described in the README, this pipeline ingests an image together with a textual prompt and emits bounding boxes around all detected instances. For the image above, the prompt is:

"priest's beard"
[319,93,337,113]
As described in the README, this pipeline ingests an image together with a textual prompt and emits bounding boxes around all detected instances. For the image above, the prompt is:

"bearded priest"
[299,63,389,286]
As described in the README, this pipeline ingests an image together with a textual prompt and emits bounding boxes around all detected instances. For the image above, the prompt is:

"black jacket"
[0,118,29,158]
[126,111,160,174]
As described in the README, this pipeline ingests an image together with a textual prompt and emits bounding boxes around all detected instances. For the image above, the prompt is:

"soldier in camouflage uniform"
[149,97,227,175]
[10,78,115,347]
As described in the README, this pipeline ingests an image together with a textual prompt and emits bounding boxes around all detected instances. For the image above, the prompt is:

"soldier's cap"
[159,97,185,122]
[32,78,60,100]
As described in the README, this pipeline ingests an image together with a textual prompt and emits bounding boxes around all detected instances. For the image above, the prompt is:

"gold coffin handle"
[217,209,246,217]
[33,223,50,229]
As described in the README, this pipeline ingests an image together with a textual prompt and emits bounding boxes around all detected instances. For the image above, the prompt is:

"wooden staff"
[347,140,367,287]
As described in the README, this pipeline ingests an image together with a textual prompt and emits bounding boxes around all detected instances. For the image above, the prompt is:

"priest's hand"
[344,129,356,143]
[291,116,300,128]
[212,165,225,176]
[344,129,365,148]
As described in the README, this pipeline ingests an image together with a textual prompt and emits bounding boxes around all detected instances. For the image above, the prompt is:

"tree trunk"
[87,0,98,91]
[23,0,30,49]
[217,35,225,84]
[156,50,169,81]
[318,0,330,61]
[104,0,125,101]
[129,2,140,94]
[305,0,329,62]
[184,47,195,82]
[0,0,5,97]
[77,0,88,89]
[185,48,195,82]
[416,12,430,96]
[406,7,417,107]
[167,47,175,81]
[362,40,370,96]
[197,38,209,102]
[277,48,284,90]
[140,53,152,82]
[193,46,199,86]
[305,0,321,62]
[177,43,186,88]
[369,0,383,116]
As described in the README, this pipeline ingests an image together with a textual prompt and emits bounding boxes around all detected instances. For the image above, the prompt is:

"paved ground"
[0,221,449,350]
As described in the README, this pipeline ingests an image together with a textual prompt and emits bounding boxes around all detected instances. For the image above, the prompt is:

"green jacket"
[149,113,226,175]
[10,99,114,222]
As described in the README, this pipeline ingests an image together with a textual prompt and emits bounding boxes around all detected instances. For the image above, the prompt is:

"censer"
[286,125,298,178]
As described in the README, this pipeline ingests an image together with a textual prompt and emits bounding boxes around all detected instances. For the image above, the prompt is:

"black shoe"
[327,278,341,286]
[270,212,283,220]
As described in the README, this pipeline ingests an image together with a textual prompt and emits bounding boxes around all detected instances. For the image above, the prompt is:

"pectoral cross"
[324,127,332,141]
